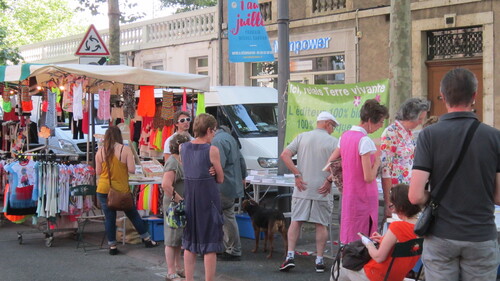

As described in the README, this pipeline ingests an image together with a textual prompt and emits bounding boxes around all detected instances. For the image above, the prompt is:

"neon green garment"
[196,93,205,115]
[3,100,11,113]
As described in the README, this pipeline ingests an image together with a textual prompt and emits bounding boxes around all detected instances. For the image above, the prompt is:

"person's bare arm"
[281,148,307,191]
[95,148,103,175]
[409,170,430,205]
[382,178,393,218]
[209,146,224,184]
[366,230,397,263]
[494,173,500,205]
[361,152,380,183]
[162,170,182,202]
[123,146,136,174]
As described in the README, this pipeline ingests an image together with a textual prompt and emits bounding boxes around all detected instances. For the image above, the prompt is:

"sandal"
[143,238,159,248]
[176,269,185,278]
[165,273,183,281]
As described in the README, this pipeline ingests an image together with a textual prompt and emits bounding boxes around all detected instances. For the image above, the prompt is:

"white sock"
[316,256,324,264]
[287,251,295,259]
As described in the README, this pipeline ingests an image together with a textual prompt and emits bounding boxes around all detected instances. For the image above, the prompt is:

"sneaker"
[315,262,326,273]
[279,258,295,271]
[218,252,241,261]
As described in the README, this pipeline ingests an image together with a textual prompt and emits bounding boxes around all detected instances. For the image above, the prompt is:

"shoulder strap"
[119,144,125,162]
[431,119,480,205]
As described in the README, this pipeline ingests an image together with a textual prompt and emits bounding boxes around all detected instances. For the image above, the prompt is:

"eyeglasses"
[178,117,191,123]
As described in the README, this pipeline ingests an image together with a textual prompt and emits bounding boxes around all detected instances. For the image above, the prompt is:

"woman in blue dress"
[181,113,224,281]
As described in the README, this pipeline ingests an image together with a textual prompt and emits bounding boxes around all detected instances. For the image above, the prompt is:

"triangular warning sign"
[75,24,110,56]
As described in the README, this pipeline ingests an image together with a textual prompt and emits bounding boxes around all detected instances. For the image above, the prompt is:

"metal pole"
[277,0,289,176]
[277,0,290,213]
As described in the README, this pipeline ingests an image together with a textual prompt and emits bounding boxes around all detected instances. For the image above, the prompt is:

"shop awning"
[0,64,210,91]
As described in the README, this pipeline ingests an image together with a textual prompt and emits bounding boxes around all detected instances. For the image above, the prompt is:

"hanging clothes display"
[137,85,155,117]
[72,81,84,120]
[123,84,135,120]
[161,91,174,120]
[98,89,111,120]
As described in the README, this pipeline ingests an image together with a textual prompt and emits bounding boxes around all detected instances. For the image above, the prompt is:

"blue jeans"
[97,192,151,246]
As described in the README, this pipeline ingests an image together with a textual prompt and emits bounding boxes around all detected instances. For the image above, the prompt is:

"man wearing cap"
[279,111,339,273]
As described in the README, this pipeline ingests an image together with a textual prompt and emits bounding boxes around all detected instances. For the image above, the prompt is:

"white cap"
[317,111,340,125]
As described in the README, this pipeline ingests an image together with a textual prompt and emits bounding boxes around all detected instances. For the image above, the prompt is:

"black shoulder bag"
[414,120,480,236]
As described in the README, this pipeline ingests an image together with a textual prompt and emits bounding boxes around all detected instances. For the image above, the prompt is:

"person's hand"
[208,166,216,176]
[318,179,332,196]
[370,232,382,243]
[295,176,307,191]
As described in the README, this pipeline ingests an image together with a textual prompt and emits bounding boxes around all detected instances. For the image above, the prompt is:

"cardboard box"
[142,216,164,241]
[141,159,164,178]
[236,213,263,240]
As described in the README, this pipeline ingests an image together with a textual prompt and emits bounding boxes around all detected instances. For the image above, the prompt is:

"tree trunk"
[108,0,120,65]
[389,0,411,120]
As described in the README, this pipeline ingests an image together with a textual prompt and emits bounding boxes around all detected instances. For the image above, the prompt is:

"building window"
[144,60,164,70]
[250,54,345,87]
[195,57,209,75]
[427,26,482,60]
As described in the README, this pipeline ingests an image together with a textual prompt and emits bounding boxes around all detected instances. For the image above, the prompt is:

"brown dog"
[241,199,288,259]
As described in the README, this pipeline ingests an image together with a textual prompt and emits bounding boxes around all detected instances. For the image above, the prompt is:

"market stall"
[0,63,209,244]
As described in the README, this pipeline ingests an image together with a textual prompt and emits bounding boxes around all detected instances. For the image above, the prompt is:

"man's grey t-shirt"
[413,112,500,242]
[286,128,338,201]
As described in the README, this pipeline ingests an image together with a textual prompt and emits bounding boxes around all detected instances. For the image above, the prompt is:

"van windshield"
[224,104,278,136]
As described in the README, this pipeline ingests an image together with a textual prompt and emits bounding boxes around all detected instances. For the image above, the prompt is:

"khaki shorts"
[291,197,333,226]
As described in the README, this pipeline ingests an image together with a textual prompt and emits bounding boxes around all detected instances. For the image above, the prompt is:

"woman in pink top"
[327,99,389,244]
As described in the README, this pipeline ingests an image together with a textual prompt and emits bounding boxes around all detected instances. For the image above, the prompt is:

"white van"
[204,86,278,170]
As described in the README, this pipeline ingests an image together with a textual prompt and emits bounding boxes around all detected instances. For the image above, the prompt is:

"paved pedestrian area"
[0,212,339,281]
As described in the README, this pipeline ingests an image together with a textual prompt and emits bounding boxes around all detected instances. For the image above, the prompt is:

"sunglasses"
[178,117,191,123]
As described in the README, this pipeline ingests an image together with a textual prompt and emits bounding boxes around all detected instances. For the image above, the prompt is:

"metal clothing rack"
[14,151,81,247]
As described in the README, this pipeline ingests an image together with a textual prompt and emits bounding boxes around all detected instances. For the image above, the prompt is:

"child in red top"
[338,184,422,281]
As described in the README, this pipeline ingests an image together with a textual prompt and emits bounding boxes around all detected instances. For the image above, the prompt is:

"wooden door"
[426,58,483,121]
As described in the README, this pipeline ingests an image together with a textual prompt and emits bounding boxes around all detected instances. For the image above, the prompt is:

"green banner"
[285,79,390,147]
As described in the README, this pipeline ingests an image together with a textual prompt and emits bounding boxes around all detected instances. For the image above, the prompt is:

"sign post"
[75,24,110,65]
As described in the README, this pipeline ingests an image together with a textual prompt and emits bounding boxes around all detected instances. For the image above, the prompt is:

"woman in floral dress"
[380,98,430,218]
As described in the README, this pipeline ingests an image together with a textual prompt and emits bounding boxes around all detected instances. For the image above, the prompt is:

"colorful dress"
[380,121,415,185]
[339,127,378,244]
[181,142,223,254]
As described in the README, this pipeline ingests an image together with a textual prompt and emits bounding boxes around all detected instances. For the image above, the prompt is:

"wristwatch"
[294,173,301,178]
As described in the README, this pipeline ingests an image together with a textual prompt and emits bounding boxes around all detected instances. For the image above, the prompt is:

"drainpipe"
[355,9,360,83]
[218,0,224,86]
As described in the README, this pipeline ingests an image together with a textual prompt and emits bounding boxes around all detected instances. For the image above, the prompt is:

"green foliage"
[0,0,85,47]
[76,0,145,23]
[158,0,217,13]
[0,29,23,64]
[0,0,22,64]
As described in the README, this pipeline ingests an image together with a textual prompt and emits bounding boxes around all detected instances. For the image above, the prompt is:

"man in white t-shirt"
[279,111,339,273]
[164,110,194,161]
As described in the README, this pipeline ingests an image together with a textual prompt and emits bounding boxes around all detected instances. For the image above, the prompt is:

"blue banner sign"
[228,0,274,62]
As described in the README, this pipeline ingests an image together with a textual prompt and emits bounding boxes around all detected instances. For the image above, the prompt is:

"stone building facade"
[19,0,500,126]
